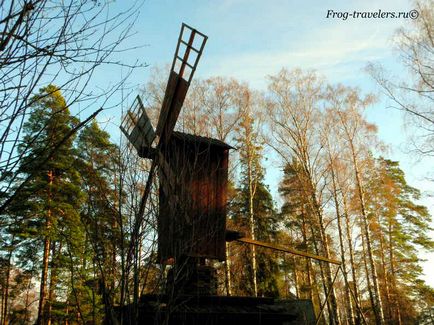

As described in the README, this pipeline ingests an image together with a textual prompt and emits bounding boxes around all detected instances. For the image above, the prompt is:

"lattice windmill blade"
[152,22,210,259]
[153,24,207,196]
[121,23,207,159]
[155,23,208,146]
[120,95,156,157]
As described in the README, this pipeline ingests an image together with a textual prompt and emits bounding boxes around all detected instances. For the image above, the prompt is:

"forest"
[1,1,433,325]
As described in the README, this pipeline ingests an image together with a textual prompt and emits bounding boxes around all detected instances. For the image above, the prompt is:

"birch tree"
[267,68,341,324]
[368,0,434,156]
[326,84,386,324]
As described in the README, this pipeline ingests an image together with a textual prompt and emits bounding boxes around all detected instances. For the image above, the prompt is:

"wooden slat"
[176,55,195,69]
[155,71,179,138]
[178,27,195,80]
[121,95,156,153]
[180,39,200,52]
[155,72,189,145]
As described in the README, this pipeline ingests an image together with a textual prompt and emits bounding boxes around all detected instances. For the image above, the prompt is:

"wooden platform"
[127,294,315,325]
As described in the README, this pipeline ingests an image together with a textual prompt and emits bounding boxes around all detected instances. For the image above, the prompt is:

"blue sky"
[90,0,434,285]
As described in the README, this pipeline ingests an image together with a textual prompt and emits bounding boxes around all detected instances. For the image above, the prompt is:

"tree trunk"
[247,145,258,297]
[301,214,313,301]
[37,234,51,325]
[388,221,402,325]
[350,147,385,324]
[1,241,13,325]
[309,223,333,324]
[225,242,232,296]
[24,276,33,323]
[377,219,392,323]
[47,242,56,325]
[132,235,139,325]
[37,170,54,325]
[0,286,3,325]
[293,255,300,299]
[311,189,341,325]
[308,253,325,324]
[329,158,355,325]
[47,241,62,325]
[360,225,377,322]
[341,193,362,324]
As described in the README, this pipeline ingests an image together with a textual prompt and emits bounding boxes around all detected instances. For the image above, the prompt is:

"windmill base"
[166,263,218,296]
[127,294,315,325]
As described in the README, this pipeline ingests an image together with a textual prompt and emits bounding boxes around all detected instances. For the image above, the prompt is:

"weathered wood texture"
[158,132,231,261]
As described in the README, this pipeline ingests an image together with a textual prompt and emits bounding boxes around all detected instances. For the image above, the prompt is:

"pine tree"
[366,158,434,324]
[7,85,83,325]
[279,160,324,315]
[230,178,280,297]
[229,91,280,296]
[75,120,121,323]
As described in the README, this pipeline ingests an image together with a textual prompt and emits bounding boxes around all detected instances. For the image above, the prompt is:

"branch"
[0,107,103,215]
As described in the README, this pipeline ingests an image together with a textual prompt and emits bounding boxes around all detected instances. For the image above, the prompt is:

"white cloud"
[194,0,416,89]
[200,21,395,89]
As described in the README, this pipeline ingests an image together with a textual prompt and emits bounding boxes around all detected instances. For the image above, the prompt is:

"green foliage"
[8,85,84,268]
[230,108,280,296]
[278,160,319,301]
[230,179,281,297]
[2,85,116,324]
[363,157,434,322]
[75,120,121,321]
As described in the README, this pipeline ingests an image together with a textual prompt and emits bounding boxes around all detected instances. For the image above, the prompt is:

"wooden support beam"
[236,237,341,265]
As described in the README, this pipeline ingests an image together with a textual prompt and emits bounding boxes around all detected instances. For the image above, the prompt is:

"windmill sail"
[120,95,155,155]
[156,23,207,145]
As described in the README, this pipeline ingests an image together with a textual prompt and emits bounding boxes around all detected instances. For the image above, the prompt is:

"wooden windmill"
[121,24,230,294]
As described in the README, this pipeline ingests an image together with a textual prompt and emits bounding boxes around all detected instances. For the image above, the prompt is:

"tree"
[279,160,323,313]
[0,0,142,216]
[320,113,358,325]
[141,67,245,143]
[324,84,387,324]
[366,158,434,324]
[368,0,434,156]
[6,85,84,325]
[230,162,280,297]
[75,120,121,324]
[267,68,341,324]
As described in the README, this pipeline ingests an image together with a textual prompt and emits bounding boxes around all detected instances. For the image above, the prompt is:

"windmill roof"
[172,131,234,149]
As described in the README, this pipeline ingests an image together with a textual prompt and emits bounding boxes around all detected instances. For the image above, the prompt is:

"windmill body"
[157,131,231,263]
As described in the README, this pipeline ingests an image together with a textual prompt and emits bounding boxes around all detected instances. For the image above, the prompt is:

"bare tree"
[0,0,144,215]
[266,68,341,324]
[326,84,386,324]
[141,67,245,142]
[368,0,434,157]
[320,112,356,325]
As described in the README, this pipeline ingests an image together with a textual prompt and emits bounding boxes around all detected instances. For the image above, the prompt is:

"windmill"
[121,23,230,295]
